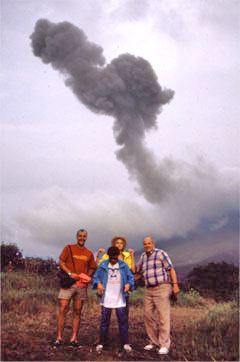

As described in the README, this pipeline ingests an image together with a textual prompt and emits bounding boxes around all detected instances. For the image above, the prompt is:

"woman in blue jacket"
[92,246,135,353]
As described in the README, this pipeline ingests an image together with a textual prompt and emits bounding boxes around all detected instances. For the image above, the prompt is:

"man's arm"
[133,253,143,279]
[170,267,180,294]
[88,252,97,277]
[58,245,80,280]
[58,259,79,280]
[134,254,144,282]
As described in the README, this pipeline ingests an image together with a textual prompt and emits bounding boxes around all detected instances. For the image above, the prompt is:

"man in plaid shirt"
[136,237,180,355]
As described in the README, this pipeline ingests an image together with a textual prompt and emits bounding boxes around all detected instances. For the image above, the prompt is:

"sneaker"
[144,344,154,351]
[53,339,63,348]
[158,346,169,354]
[69,340,79,347]
[123,344,132,352]
[96,344,103,353]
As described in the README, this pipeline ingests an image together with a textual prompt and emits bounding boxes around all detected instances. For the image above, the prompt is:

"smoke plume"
[30,19,178,203]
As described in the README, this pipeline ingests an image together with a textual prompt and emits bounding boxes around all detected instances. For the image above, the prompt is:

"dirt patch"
[1,303,237,361]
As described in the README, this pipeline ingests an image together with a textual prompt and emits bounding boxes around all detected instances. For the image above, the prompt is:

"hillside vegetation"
[1,270,239,361]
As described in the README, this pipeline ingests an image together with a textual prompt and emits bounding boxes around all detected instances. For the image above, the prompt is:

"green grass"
[1,272,58,313]
[170,300,239,361]
[177,287,207,306]
[191,300,239,351]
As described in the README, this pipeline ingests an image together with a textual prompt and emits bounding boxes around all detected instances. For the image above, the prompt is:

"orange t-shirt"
[59,244,97,275]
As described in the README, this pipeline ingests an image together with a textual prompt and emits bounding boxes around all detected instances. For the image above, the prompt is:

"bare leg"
[57,299,70,340]
[70,299,84,342]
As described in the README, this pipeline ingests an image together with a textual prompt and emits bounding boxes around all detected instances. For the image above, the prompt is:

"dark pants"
[99,306,129,347]
[125,296,129,326]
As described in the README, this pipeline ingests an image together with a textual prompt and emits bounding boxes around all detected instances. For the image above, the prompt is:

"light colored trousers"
[144,283,171,349]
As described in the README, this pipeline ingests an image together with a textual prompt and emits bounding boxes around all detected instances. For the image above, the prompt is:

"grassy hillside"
[1,271,239,361]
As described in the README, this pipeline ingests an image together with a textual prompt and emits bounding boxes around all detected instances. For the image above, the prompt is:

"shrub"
[177,288,206,307]
[1,242,23,270]
[187,262,239,301]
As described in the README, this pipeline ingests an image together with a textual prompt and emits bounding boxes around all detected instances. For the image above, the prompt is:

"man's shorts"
[58,283,88,301]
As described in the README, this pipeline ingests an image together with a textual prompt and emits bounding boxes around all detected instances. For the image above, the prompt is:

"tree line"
[1,242,57,275]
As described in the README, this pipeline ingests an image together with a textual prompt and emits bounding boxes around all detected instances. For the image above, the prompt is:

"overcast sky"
[1,0,239,260]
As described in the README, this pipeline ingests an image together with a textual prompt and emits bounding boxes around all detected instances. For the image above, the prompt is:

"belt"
[146,283,169,289]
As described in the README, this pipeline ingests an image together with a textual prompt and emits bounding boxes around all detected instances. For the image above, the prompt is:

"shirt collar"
[145,248,156,256]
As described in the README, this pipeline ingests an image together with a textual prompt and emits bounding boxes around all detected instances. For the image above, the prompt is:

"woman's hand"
[128,249,134,256]
[97,248,105,257]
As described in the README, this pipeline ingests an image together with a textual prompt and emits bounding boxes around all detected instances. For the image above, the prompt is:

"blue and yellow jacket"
[92,259,135,304]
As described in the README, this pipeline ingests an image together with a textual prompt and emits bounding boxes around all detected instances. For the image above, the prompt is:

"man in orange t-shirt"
[53,229,97,348]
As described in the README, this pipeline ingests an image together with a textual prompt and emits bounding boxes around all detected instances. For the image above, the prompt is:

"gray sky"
[1,0,239,260]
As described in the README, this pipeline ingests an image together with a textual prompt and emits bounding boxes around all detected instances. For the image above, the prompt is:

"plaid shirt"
[137,248,173,287]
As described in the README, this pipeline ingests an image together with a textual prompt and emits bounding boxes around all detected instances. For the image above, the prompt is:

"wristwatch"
[68,271,72,276]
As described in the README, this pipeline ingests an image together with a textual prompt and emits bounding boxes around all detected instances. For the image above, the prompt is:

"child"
[92,246,135,353]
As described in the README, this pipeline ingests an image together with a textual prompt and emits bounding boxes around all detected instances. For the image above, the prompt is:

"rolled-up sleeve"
[161,251,173,271]
[59,245,69,263]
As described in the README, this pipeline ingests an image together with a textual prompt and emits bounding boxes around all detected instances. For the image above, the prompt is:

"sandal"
[70,340,79,347]
[53,339,63,348]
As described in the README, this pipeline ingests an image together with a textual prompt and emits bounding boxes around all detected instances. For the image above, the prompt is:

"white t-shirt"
[102,262,126,308]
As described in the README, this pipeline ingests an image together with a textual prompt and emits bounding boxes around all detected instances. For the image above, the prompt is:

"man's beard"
[78,240,85,245]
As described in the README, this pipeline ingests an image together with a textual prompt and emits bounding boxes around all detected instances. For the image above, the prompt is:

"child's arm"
[97,282,104,295]
[124,283,130,292]
[91,266,102,289]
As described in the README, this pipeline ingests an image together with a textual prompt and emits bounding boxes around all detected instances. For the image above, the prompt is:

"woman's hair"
[111,236,127,249]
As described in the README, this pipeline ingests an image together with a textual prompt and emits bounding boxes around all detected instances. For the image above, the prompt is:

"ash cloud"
[30,19,175,203]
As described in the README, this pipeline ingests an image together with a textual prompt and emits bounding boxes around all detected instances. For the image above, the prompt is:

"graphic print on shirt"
[108,266,120,281]
[102,262,126,308]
